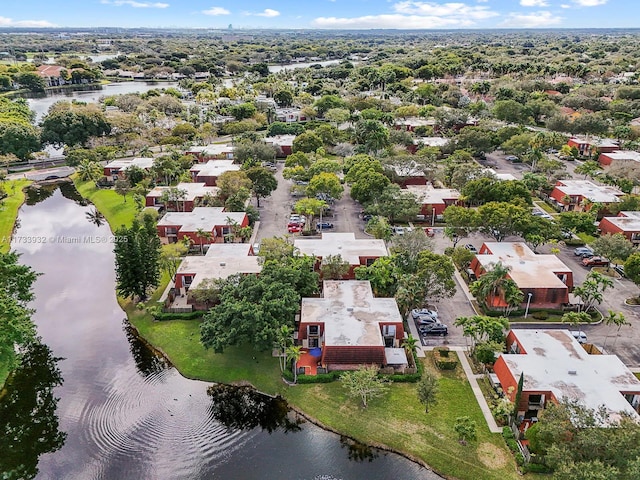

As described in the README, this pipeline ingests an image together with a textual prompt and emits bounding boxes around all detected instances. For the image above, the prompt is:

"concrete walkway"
[454,347,502,433]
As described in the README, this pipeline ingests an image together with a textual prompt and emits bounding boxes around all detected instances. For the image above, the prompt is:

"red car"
[288,225,302,233]
[582,256,609,267]
[424,227,435,237]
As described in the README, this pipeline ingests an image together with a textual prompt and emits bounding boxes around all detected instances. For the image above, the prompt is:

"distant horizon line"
[1,26,640,33]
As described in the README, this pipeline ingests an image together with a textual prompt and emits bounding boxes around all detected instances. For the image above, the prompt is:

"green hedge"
[523,462,551,474]
[563,238,586,246]
[155,311,205,321]
[433,347,458,370]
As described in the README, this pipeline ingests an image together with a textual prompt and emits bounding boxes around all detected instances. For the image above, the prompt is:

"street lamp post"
[524,293,533,318]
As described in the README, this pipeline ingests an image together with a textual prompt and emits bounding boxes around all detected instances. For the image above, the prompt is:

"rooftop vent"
[220,262,226,266]
[346,307,354,312]
[568,370,577,375]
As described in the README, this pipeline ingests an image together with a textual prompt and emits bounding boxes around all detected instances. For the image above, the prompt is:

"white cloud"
[520,0,549,6]
[313,1,499,29]
[255,8,280,17]
[560,4,571,8]
[0,16,57,27]
[501,10,562,27]
[393,1,499,20]
[202,6,230,16]
[100,0,169,8]
[572,0,607,5]
[314,14,476,28]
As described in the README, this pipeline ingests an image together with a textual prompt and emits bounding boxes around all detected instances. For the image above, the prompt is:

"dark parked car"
[420,324,449,336]
[316,222,334,230]
[582,256,609,267]
[614,265,626,277]
[362,214,373,222]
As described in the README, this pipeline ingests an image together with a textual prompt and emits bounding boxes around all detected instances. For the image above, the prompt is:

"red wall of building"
[493,356,518,401]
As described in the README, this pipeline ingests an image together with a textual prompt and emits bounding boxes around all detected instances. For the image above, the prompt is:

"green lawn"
[576,232,596,245]
[73,177,138,230]
[0,179,32,253]
[532,199,556,214]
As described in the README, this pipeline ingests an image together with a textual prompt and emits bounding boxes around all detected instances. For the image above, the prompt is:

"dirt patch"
[476,442,509,469]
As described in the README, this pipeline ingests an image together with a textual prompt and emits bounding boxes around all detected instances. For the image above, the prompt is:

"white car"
[411,308,438,320]
[392,226,405,235]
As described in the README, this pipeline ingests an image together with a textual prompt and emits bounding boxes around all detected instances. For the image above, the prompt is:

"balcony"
[527,394,545,410]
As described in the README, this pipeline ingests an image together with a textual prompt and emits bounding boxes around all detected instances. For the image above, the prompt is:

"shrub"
[523,463,551,474]
[502,426,515,440]
[531,311,548,320]
[433,347,458,370]
[564,238,586,246]
[515,453,525,467]
[506,438,519,453]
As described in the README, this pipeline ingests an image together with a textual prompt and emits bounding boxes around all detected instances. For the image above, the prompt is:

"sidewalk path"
[454,348,502,433]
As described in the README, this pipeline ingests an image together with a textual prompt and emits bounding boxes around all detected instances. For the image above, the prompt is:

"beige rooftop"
[190,159,240,177]
[146,183,219,202]
[405,184,460,205]
[158,207,246,232]
[294,232,388,265]
[477,242,571,289]
[555,180,624,204]
[301,281,402,347]
[503,329,640,424]
[602,151,640,163]
[105,157,155,171]
[601,211,640,231]
[178,243,261,289]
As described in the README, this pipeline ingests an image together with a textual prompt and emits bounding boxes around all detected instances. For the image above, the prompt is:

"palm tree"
[604,310,630,348]
[224,217,239,243]
[502,280,524,316]
[470,262,511,310]
[85,207,105,226]
[286,345,302,383]
[77,159,102,183]
[195,228,213,254]
[402,335,419,363]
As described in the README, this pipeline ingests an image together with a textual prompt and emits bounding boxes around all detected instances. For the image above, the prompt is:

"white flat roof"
[301,281,402,347]
[503,329,640,423]
[601,211,640,232]
[405,185,460,205]
[570,137,619,148]
[190,160,240,177]
[178,243,261,289]
[146,183,219,202]
[186,144,234,155]
[158,207,246,232]
[105,157,155,170]
[414,136,449,147]
[555,180,623,204]
[294,232,388,265]
[602,150,640,162]
[385,347,408,365]
[265,134,296,146]
[483,168,517,181]
[477,242,571,289]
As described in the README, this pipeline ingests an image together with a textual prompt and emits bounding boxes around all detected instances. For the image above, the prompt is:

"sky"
[0,0,635,30]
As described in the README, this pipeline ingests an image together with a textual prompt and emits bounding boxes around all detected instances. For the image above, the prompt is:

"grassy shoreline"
[73,178,519,480]
[0,179,32,388]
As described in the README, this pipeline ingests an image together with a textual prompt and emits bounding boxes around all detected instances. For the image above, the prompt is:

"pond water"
[25,81,179,122]
[1,184,440,480]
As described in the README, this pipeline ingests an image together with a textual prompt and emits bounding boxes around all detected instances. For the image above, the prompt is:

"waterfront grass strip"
[74,177,137,230]
[284,357,517,480]
[0,179,32,253]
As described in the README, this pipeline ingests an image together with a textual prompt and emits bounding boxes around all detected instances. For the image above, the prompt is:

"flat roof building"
[494,329,640,425]
[471,242,573,309]
[298,281,406,371]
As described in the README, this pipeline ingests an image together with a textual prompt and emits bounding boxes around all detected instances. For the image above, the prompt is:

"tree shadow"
[207,384,304,434]
[0,342,66,479]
